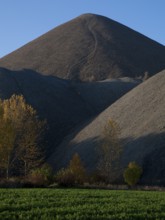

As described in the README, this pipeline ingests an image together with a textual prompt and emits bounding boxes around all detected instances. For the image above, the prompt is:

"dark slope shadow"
[51,131,165,185]
[120,132,165,185]
[49,136,100,172]
[0,67,140,156]
[0,67,94,154]
[70,78,140,114]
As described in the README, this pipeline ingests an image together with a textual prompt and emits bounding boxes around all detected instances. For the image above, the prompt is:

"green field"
[0,188,165,220]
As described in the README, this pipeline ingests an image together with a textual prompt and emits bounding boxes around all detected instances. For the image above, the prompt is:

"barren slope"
[0,68,91,150]
[0,13,165,81]
[0,67,138,153]
[49,70,165,184]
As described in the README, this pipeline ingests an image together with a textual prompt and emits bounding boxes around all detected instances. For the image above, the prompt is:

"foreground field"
[0,188,165,219]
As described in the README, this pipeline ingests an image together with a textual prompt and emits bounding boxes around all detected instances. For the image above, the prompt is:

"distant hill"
[49,70,165,185]
[0,13,164,81]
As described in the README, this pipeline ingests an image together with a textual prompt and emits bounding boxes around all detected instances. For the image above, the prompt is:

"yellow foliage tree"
[0,95,46,178]
[68,153,86,184]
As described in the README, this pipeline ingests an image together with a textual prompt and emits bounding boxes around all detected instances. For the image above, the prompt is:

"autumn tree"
[124,161,142,186]
[97,119,122,183]
[0,95,46,178]
[0,112,15,179]
[15,110,45,177]
[68,153,86,184]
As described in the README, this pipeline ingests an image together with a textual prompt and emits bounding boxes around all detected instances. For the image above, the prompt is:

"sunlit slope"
[49,70,165,184]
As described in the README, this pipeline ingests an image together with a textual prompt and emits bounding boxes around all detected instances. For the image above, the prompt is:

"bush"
[28,164,53,186]
[88,171,106,184]
[56,153,87,186]
[0,177,23,188]
[124,162,142,186]
[55,168,75,187]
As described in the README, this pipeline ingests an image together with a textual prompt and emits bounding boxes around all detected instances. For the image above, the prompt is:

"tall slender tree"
[98,119,122,183]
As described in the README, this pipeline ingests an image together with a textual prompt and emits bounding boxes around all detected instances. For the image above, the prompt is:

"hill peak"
[76,13,106,19]
[0,14,164,81]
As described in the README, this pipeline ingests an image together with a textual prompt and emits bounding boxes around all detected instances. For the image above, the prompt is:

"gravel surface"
[49,70,165,184]
[0,14,164,81]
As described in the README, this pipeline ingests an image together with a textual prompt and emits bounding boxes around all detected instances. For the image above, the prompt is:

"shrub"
[28,164,53,186]
[124,162,142,186]
[56,153,87,186]
[55,168,75,187]
[0,177,23,188]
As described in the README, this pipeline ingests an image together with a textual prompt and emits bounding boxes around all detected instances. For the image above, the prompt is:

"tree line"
[0,94,142,187]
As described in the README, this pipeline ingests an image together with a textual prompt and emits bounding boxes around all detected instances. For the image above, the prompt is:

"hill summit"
[0,13,165,81]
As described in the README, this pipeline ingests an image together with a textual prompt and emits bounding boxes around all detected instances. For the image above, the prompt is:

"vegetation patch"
[0,189,165,219]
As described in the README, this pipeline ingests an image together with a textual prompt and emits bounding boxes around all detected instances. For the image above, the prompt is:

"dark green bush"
[124,161,142,186]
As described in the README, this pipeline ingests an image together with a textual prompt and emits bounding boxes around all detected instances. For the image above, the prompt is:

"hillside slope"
[49,70,165,184]
[0,67,139,153]
[0,13,165,81]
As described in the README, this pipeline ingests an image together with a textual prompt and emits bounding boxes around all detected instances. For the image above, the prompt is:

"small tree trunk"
[6,169,9,180]
[24,160,27,177]
[6,156,10,179]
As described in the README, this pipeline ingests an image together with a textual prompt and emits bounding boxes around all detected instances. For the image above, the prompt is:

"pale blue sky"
[0,0,164,58]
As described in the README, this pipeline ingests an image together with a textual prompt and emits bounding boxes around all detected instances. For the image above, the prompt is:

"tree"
[0,95,46,178]
[123,162,142,186]
[97,119,122,183]
[16,111,45,177]
[0,116,16,179]
[68,153,86,184]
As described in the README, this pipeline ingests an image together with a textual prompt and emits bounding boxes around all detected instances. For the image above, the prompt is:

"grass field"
[0,188,165,219]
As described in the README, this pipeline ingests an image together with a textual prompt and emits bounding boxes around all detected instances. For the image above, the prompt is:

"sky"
[0,0,164,58]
